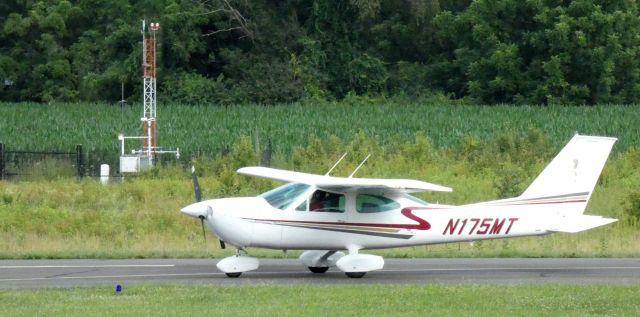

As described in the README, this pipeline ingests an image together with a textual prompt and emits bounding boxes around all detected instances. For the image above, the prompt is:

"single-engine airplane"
[181,134,617,278]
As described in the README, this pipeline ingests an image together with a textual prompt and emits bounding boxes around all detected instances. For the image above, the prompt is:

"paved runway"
[1,258,639,289]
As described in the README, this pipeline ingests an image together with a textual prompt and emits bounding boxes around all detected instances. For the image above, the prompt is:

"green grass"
[1,104,639,259]
[1,284,639,316]
[0,139,638,259]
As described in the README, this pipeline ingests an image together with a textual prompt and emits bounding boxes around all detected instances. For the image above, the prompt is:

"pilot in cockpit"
[310,191,325,211]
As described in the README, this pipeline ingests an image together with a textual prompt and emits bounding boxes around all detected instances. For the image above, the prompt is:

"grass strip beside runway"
[1,284,638,316]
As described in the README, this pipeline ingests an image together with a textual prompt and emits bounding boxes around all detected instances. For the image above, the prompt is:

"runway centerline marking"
[0,272,222,282]
[381,266,640,272]
[0,265,175,269]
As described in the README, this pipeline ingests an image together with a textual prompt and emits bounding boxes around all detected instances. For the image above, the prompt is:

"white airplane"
[181,134,617,278]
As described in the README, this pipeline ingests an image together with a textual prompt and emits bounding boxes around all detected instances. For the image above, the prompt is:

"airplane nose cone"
[181,202,208,218]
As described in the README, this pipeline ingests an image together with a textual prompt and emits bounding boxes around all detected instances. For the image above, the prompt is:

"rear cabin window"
[308,190,345,213]
[356,194,400,213]
[261,183,310,210]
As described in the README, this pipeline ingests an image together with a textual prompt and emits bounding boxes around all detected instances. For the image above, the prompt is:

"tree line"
[1,0,639,105]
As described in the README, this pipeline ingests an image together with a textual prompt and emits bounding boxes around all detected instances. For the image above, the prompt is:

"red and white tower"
[142,21,159,163]
[118,20,178,174]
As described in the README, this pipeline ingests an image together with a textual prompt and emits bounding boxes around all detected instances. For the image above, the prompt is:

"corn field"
[1,102,638,169]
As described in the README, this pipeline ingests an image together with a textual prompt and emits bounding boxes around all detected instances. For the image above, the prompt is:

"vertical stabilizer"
[519,134,616,214]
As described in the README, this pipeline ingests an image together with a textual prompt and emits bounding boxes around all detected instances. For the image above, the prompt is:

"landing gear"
[299,250,345,275]
[336,248,383,278]
[308,266,329,274]
[345,272,366,278]
[216,249,259,278]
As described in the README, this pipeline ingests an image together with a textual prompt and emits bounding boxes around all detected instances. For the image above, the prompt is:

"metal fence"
[0,144,84,180]
[0,140,273,180]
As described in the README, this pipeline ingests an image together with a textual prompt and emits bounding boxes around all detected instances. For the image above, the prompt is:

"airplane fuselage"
[198,190,573,252]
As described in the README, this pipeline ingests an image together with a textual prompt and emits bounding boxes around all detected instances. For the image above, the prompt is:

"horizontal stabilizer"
[548,215,617,233]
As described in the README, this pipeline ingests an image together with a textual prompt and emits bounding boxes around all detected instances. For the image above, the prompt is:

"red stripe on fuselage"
[399,207,431,230]
[485,199,587,207]
[244,208,431,231]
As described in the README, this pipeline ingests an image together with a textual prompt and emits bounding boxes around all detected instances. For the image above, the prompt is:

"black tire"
[308,266,329,274]
[225,272,242,278]
[345,272,366,278]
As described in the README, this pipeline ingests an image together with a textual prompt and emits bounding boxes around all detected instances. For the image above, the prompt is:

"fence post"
[261,139,272,167]
[76,144,84,178]
[0,143,4,180]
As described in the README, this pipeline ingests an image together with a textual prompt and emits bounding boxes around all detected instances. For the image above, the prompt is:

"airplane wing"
[237,166,452,193]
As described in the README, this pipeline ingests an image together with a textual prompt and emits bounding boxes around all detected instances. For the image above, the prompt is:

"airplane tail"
[518,134,617,232]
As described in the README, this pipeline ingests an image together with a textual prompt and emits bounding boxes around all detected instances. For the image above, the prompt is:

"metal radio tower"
[142,20,159,162]
[118,20,179,174]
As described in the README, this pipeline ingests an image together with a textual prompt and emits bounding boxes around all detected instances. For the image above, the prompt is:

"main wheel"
[345,272,366,278]
[225,272,242,278]
[308,266,329,274]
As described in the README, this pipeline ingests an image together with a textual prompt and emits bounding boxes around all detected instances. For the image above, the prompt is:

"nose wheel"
[217,249,259,278]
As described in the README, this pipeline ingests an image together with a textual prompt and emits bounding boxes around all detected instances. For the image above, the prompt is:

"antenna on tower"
[119,82,126,106]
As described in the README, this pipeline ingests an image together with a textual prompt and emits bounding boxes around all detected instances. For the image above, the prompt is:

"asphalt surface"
[1,258,639,289]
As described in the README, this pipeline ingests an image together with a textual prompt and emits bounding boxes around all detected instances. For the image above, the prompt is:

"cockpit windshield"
[404,193,429,205]
[260,183,310,210]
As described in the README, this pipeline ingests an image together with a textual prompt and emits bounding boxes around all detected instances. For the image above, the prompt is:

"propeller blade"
[199,215,206,244]
[191,166,202,202]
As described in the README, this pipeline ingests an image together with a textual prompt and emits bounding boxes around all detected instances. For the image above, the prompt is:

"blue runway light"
[115,284,123,294]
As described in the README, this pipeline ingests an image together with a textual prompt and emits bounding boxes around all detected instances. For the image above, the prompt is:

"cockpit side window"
[295,200,307,211]
[356,194,400,213]
[261,183,310,210]
[309,190,345,213]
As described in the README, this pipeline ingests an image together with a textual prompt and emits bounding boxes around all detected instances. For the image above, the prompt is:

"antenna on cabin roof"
[325,153,347,176]
[349,154,371,178]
